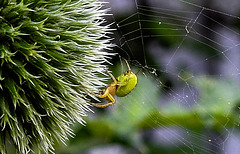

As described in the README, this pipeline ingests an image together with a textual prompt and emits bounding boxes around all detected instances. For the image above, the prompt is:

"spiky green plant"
[0,0,112,153]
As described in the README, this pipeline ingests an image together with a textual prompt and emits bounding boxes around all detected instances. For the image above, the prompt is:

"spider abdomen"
[116,72,137,97]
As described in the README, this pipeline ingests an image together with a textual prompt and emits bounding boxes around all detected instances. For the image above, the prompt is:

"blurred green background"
[54,67,240,154]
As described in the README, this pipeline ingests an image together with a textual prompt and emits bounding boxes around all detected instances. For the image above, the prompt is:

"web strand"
[108,0,240,153]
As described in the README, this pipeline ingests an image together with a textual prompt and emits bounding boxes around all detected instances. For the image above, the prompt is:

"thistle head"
[0,0,112,153]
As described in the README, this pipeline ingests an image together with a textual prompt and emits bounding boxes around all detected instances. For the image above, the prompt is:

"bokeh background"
[53,0,240,154]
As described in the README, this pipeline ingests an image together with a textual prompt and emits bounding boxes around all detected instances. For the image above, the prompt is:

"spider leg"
[107,71,117,84]
[88,94,116,108]
[88,88,110,98]
[86,71,119,108]
[117,81,128,86]
[123,59,131,73]
[117,75,130,87]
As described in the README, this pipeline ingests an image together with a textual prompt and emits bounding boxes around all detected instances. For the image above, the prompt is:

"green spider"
[88,59,137,108]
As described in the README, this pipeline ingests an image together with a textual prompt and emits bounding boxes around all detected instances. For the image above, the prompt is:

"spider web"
[84,0,240,153]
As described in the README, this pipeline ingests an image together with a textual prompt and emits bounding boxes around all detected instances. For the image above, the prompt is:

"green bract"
[0,0,112,153]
